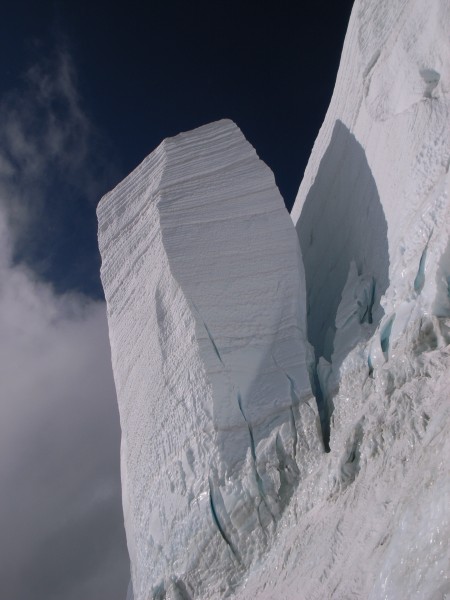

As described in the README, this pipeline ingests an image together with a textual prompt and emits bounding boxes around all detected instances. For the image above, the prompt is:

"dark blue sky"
[1,0,353,299]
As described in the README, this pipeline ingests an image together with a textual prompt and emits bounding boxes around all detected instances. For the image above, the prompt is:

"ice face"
[97,120,321,599]
[295,121,390,445]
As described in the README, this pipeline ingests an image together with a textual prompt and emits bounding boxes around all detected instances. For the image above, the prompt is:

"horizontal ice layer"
[98,119,320,599]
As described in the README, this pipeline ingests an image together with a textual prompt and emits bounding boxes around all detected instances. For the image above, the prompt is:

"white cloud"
[0,51,129,599]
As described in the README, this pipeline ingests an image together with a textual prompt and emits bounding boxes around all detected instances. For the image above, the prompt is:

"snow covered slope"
[234,0,450,598]
[97,120,321,599]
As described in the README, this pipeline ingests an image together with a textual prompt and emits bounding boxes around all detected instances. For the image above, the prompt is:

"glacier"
[98,0,450,598]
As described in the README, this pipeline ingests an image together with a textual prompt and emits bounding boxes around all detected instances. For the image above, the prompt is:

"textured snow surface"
[98,120,321,599]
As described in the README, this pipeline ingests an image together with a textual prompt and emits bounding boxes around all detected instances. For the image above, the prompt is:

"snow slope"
[234,0,450,598]
[98,120,321,599]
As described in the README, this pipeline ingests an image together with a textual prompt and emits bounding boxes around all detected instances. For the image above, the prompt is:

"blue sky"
[0,1,353,598]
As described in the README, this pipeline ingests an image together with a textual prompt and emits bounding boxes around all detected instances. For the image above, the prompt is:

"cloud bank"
[0,50,129,600]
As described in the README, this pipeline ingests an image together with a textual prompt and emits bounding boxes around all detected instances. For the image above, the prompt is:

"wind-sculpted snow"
[98,120,321,599]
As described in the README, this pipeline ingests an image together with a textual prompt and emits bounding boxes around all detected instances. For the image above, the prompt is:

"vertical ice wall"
[292,0,450,424]
[98,120,320,599]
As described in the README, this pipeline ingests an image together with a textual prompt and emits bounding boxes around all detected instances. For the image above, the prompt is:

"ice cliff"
[98,0,450,598]
[98,120,321,598]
